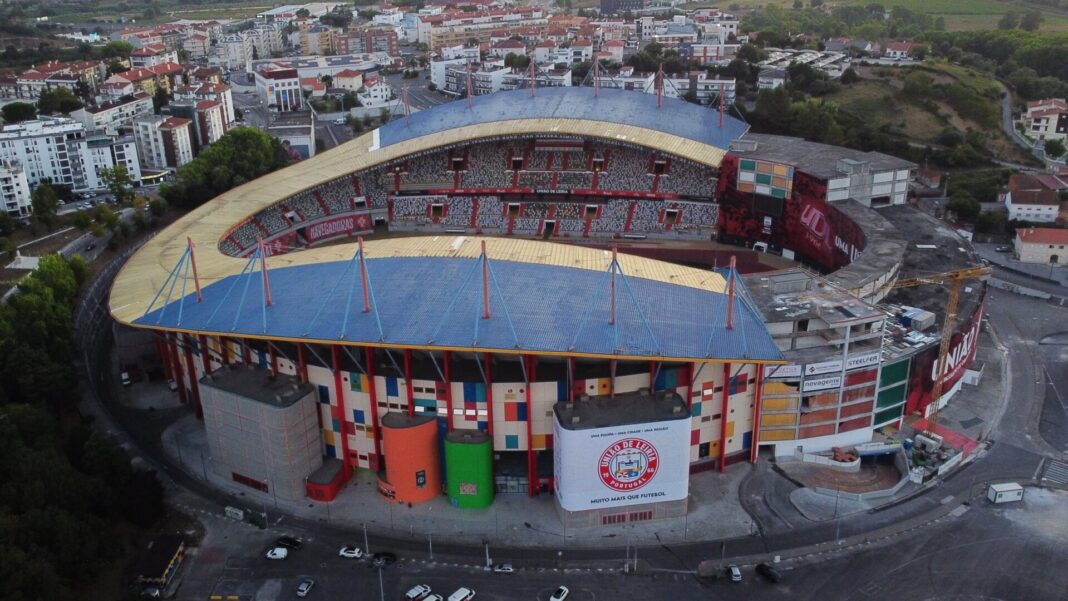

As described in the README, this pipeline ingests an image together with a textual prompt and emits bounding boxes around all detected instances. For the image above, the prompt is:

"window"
[431,203,444,218]
[511,157,523,170]
[592,157,604,172]
[584,204,599,219]
[653,160,666,175]
[507,203,520,218]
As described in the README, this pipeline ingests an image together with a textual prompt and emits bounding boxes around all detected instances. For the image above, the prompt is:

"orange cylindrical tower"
[378,412,441,505]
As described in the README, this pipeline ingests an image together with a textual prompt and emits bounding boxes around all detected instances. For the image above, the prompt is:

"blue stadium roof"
[379,86,749,151]
[136,255,782,363]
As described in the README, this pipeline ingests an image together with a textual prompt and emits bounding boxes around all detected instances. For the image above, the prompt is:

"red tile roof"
[1016,227,1068,245]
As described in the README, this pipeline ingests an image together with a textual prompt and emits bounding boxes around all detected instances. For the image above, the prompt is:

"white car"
[296,579,314,597]
[333,118,345,125]
[447,587,475,601]
[338,545,363,559]
[728,564,742,582]
[424,596,443,601]
[265,547,288,560]
[492,563,514,574]
[549,586,569,601]
[405,584,431,599]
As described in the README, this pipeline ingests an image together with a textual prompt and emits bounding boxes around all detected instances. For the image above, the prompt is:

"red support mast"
[726,255,736,330]
[463,63,472,110]
[402,85,411,126]
[529,61,535,97]
[187,236,202,303]
[481,240,491,319]
[656,63,663,109]
[609,246,617,325]
[718,81,725,129]
[358,236,370,313]
[258,239,272,307]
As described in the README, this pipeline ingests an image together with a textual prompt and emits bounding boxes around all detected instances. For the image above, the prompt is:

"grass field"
[841,0,1068,31]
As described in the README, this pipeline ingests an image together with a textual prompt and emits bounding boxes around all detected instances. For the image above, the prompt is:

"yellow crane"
[889,265,991,432]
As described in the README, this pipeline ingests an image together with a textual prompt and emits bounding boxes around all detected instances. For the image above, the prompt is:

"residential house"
[1004,173,1066,223]
[1022,98,1067,142]
[1014,227,1068,264]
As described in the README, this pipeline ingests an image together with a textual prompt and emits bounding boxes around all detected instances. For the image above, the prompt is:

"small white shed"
[987,482,1024,504]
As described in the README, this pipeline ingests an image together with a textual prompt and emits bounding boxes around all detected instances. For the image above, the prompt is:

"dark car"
[275,536,303,550]
[370,551,397,567]
[756,562,782,583]
[995,245,1012,253]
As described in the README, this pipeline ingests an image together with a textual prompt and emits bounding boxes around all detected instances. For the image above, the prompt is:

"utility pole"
[428,532,433,560]
[377,566,385,601]
[364,522,370,553]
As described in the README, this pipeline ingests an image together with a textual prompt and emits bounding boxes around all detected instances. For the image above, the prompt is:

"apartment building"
[0,161,32,217]
[130,44,180,68]
[70,91,154,134]
[336,28,399,56]
[1022,98,1068,142]
[134,115,194,171]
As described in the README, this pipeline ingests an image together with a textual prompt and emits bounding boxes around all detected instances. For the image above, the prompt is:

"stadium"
[109,86,985,527]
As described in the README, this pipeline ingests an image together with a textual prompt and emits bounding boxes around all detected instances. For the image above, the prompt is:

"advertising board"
[304,213,373,244]
[553,414,690,512]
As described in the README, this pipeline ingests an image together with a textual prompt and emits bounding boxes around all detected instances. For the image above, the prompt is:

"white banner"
[553,414,690,512]
[767,364,802,379]
[845,351,881,371]
[805,359,843,376]
[803,375,842,392]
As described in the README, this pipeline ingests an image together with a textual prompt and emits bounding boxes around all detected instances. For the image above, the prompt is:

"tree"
[107,60,129,75]
[1045,139,1066,158]
[36,88,83,115]
[793,0,803,8]
[2,102,37,123]
[947,192,980,222]
[160,128,284,210]
[997,11,1019,30]
[296,7,310,16]
[152,87,170,112]
[840,67,860,84]
[1020,11,1044,31]
[100,166,135,206]
[30,183,59,228]
[98,40,133,59]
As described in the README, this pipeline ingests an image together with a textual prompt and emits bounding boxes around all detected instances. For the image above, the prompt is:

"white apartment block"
[0,117,142,192]
[134,115,194,171]
[356,77,393,108]
[442,63,508,96]
[220,34,254,73]
[183,33,212,60]
[0,161,32,217]
[82,133,141,191]
[70,91,154,134]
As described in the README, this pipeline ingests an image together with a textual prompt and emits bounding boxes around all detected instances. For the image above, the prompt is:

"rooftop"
[377,86,748,153]
[554,390,689,431]
[200,366,314,408]
[1017,227,1068,245]
[134,237,782,363]
[744,269,885,328]
[730,133,914,181]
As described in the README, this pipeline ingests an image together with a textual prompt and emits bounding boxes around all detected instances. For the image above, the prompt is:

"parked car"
[756,562,782,583]
[447,587,475,601]
[492,563,514,574]
[333,118,345,125]
[370,551,397,567]
[275,536,302,549]
[296,579,315,597]
[338,545,363,559]
[167,379,178,391]
[728,564,742,582]
[265,547,288,560]
[995,245,1012,252]
[549,586,569,601]
[121,371,132,387]
[405,584,431,599]
[424,596,443,601]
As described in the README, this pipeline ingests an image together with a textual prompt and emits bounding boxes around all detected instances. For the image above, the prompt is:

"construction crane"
[889,265,991,432]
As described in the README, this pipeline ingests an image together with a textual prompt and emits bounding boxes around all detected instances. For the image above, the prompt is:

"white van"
[447,588,475,601]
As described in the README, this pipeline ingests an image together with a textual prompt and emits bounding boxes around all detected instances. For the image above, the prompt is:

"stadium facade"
[110,87,984,525]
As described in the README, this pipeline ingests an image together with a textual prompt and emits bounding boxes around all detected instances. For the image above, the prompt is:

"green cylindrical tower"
[444,429,494,509]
